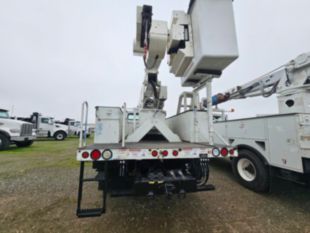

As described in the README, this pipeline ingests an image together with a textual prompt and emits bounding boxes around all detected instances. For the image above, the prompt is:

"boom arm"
[133,1,238,110]
[133,5,168,110]
[208,52,310,107]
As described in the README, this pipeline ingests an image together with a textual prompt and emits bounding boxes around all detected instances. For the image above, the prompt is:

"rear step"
[77,208,103,218]
[76,162,107,218]
[197,184,215,191]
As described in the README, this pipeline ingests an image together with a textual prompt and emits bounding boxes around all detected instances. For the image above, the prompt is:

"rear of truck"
[75,106,237,217]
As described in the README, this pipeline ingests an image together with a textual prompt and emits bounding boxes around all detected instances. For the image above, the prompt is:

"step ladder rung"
[77,208,103,218]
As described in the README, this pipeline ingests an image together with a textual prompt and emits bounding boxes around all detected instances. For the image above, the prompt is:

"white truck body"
[36,116,68,139]
[0,109,35,150]
[209,52,310,190]
[0,118,35,141]
[19,113,68,141]
[214,113,310,174]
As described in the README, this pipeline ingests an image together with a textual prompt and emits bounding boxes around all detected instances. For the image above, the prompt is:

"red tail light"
[82,152,89,159]
[91,149,101,160]
[221,148,228,157]
[151,150,158,157]
[162,150,168,157]
[172,150,178,156]
[229,148,235,155]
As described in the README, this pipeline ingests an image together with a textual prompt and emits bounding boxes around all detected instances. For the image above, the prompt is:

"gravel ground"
[0,139,310,233]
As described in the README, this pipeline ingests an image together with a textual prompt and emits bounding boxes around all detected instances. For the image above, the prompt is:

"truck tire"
[0,134,10,150]
[232,149,269,192]
[15,140,34,147]
[54,131,66,141]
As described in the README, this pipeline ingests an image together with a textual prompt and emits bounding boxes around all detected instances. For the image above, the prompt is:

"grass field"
[1,138,310,233]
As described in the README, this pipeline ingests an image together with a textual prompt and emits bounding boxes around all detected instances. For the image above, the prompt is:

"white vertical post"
[79,103,84,148]
[122,103,126,148]
[83,102,88,147]
[79,101,88,148]
[206,80,214,145]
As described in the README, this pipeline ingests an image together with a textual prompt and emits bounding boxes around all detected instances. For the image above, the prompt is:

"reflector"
[162,150,168,156]
[82,152,89,159]
[212,147,220,157]
[151,150,158,157]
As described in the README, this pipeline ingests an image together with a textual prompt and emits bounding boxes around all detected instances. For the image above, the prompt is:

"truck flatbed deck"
[79,142,212,150]
[77,141,236,161]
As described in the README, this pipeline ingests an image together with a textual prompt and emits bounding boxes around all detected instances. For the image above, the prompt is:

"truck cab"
[0,109,35,150]
[19,112,68,141]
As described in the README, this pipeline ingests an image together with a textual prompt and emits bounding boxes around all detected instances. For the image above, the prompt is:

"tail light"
[162,150,168,157]
[151,150,158,157]
[212,147,220,157]
[82,151,89,159]
[229,148,235,156]
[91,149,101,160]
[172,150,179,156]
[221,148,228,157]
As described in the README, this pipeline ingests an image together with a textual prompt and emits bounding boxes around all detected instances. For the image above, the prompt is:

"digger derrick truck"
[208,53,310,192]
[76,0,239,217]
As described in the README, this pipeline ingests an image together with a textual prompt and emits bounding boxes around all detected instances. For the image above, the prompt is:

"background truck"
[209,53,310,192]
[0,109,35,150]
[56,118,91,137]
[76,0,238,218]
[18,112,68,141]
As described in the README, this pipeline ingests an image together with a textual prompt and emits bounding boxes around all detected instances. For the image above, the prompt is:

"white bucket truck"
[209,53,310,192]
[76,0,239,217]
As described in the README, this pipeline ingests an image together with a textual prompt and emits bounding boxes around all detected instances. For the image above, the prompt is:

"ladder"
[76,161,108,218]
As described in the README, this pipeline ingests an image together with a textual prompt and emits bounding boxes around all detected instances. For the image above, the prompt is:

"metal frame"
[76,158,216,217]
[76,161,108,218]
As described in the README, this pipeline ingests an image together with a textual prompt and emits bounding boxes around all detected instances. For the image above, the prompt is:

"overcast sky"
[1,0,310,122]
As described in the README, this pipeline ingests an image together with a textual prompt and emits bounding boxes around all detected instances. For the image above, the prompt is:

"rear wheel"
[15,140,33,147]
[54,131,66,141]
[232,149,270,192]
[0,134,10,150]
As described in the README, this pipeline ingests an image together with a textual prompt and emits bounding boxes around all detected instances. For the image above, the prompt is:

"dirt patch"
[0,140,310,233]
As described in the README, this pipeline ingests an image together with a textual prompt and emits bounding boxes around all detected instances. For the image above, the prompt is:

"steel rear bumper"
[11,136,36,142]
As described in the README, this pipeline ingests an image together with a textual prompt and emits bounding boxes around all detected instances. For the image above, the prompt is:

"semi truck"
[76,0,238,217]
[209,53,310,192]
[0,109,35,150]
[18,112,68,141]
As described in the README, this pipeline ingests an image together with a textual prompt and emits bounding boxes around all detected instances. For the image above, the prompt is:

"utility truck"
[209,53,310,192]
[76,0,238,217]
[18,112,68,140]
[0,109,35,150]
[56,118,91,137]
[56,118,78,136]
